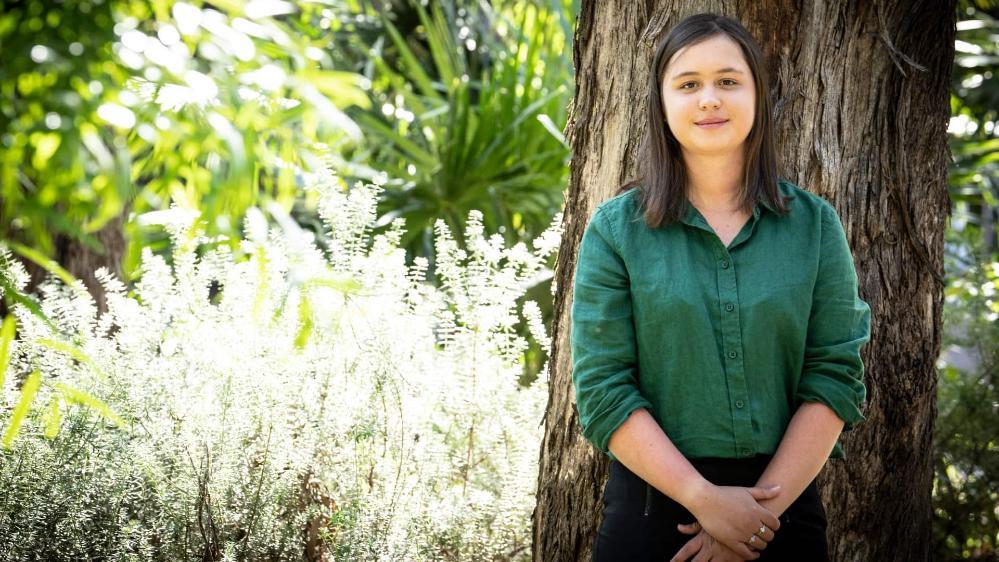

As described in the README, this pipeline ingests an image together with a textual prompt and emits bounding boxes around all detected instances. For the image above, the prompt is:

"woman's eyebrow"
[670,67,744,80]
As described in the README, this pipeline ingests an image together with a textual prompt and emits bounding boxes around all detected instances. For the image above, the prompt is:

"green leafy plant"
[934,231,999,560]
[0,247,127,449]
[949,5,999,244]
[345,0,573,262]
[1,0,369,278]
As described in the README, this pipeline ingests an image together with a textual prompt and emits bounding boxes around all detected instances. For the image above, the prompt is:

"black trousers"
[592,456,829,562]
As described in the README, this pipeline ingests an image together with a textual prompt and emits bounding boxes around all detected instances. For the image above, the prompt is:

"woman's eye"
[680,82,697,90]
[720,79,738,86]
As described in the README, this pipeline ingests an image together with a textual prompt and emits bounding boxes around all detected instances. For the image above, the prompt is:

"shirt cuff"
[796,376,867,432]
[580,393,653,455]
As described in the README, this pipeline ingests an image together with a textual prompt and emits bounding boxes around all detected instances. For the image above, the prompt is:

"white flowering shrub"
[0,172,561,561]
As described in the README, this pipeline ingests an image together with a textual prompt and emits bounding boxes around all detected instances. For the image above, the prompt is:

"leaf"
[0,274,58,333]
[536,113,567,147]
[377,8,438,99]
[43,396,62,439]
[254,245,270,323]
[34,338,109,382]
[295,291,313,349]
[54,383,128,428]
[6,241,79,288]
[353,112,439,170]
[0,315,15,392]
[950,137,999,158]
[303,275,363,294]
[30,132,61,169]
[2,370,42,449]
[304,70,372,109]
[417,1,462,90]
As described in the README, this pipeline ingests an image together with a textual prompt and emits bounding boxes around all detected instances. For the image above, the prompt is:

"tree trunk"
[533,3,954,561]
[2,210,127,318]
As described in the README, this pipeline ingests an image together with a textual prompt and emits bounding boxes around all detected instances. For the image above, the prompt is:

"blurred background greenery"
[0,0,996,558]
[935,2,999,559]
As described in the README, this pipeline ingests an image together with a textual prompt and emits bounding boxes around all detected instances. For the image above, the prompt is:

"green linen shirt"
[570,180,871,461]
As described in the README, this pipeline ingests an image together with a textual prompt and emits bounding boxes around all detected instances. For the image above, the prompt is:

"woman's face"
[661,34,756,157]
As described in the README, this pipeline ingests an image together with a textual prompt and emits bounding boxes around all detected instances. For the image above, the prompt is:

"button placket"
[717,251,754,457]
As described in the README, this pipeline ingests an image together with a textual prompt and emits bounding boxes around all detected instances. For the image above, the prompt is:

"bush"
[0,170,561,561]
[933,238,999,561]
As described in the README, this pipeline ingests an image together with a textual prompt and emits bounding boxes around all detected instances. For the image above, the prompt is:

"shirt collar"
[679,181,791,226]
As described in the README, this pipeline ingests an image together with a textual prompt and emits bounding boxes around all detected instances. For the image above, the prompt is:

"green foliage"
[934,233,999,560]
[934,5,999,559]
[343,0,574,262]
[325,0,574,383]
[950,5,999,230]
[0,0,369,278]
[0,0,123,252]
[0,246,128,449]
[0,315,13,392]
[1,370,40,449]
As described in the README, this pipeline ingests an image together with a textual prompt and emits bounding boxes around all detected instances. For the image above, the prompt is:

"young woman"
[571,13,871,562]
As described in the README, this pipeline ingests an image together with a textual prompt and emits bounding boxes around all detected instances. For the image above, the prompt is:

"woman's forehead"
[665,35,750,78]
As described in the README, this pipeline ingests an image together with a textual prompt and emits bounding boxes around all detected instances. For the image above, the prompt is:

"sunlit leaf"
[2,370,42,449]
[0,315,15,393]
[7,242,78,288]
[54,383,128,428]
[43,396,62,439]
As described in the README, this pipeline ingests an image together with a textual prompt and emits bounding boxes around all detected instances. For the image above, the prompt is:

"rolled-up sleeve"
[795,204,871,431]
[571,207,653,454]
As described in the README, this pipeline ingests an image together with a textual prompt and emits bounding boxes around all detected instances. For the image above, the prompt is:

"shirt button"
[725,303,735,312]
[742,448,752,456]
[721,260,730,269]
[735,400,744,408]
[728,351,737,359]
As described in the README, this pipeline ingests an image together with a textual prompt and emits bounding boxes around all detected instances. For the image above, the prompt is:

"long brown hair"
[621,13,789,227]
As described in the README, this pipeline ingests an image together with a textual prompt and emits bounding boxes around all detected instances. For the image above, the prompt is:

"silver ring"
[748,535,758,545]
[757,525,767,536]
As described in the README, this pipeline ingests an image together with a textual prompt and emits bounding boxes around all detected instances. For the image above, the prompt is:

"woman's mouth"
[695,119,728,129]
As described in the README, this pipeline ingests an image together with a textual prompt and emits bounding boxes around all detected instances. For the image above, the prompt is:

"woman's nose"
[699,94,721,110]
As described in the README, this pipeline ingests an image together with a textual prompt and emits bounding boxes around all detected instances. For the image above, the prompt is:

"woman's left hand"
[668,522,752,562]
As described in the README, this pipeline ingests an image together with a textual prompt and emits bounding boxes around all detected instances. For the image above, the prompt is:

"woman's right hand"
[685,483,782,559]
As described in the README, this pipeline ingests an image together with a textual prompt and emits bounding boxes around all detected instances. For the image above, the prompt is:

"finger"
[754,524,776,544]
[691,545,715,562]
[760,512,781,532]
[749,536,767,551]
[669,535,703,562]
[750,526,773,547]
[677,521,702,535]
[747,485,781,501]
[730,541,761,560]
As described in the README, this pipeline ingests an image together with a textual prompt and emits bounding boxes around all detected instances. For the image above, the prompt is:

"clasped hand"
[669,483,782,562]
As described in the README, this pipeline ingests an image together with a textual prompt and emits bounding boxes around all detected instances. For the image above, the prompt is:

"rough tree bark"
[533,2,954,561]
